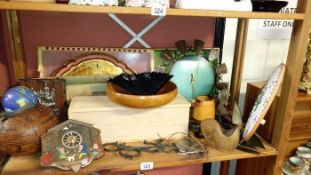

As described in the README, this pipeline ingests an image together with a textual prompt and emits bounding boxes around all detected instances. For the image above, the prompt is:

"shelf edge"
[0,1,305,20]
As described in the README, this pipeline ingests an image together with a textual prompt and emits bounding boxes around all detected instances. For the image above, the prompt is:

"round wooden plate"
[242,63,286,141]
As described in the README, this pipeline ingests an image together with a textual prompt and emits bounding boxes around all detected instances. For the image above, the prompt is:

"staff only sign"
[256,0,297,40]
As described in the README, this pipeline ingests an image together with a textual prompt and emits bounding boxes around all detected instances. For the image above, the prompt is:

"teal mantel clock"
[170,54,215,101]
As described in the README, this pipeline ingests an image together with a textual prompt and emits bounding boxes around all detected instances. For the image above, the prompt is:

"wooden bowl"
[106,81,178,108]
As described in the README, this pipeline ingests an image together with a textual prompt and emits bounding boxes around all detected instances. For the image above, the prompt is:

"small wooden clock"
[40,120,104,172]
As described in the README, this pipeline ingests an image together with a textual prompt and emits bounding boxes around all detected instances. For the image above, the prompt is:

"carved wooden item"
[40,120,104,173]
[201,119,240,152]
[0,104,59,156]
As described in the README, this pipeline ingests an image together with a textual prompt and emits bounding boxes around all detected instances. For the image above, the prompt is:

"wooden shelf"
[2,138,277,175]
[293,110,309,117]
[296,91,311,102]
[0,1,305,20]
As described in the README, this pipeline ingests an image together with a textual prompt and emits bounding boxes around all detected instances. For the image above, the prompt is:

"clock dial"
[61,131,82,149]
[243,64,285,141]
[170,55,215,100]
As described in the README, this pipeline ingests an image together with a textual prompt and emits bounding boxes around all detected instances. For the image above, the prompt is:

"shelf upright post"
[6,10,27,82]
[221,18,249,175]
[229,18,249,105]
[265,0,311,174]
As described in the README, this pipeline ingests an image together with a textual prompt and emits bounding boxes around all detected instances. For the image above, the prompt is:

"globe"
[1,86,38,113]
[170,55,215,100]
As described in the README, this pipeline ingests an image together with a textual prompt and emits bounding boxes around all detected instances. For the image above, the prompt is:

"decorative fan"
[108,72,173,95]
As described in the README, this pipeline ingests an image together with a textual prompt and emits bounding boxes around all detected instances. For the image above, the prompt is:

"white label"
[151,6,166,16]
[256,0,297,40]
[140,162,154,171]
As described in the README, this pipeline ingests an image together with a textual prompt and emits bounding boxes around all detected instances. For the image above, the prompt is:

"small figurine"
[90,143,102,158]
[57,147,67,159]
[79,144,87,159]
[67,154,76,162]
[40,152,54,166]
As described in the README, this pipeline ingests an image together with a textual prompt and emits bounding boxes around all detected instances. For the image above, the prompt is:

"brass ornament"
[63,59,123,77]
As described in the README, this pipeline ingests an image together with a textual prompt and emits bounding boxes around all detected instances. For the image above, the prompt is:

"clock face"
[61,131,83,149]
[170,55,215,100]
[243,64,285,141]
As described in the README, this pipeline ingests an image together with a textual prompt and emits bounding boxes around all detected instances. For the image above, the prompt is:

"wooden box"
[243,82,311,156]
[68,96,190,143]
[243,81,280,141]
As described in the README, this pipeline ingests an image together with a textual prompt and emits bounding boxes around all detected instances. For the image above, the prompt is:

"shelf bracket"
[108,13,165,48]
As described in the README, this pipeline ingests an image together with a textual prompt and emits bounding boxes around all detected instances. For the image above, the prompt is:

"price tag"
[151,6,166,16]
[140,162,154,171]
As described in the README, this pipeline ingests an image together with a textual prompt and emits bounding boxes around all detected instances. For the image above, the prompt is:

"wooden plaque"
[19,78,67,121]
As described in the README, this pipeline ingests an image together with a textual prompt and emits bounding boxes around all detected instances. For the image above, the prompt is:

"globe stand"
[0,102,35,122]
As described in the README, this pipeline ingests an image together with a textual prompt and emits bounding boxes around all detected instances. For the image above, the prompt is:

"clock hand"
[191,73,195,101]
[191,63,200,100]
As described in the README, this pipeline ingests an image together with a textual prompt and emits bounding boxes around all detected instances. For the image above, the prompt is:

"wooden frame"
[0,2,310,175]
[37,46,154,78]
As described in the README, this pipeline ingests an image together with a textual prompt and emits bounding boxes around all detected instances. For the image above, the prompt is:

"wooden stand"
[237,82,311,175]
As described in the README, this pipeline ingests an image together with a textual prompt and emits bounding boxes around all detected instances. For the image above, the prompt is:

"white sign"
[256,0,297,40]
[150,0,167,16]
[151,5,167,16]
[140,162,154,171]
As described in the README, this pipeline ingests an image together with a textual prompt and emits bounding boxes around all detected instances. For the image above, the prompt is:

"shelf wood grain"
[0,1,305,20]
[2,138,277,175]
